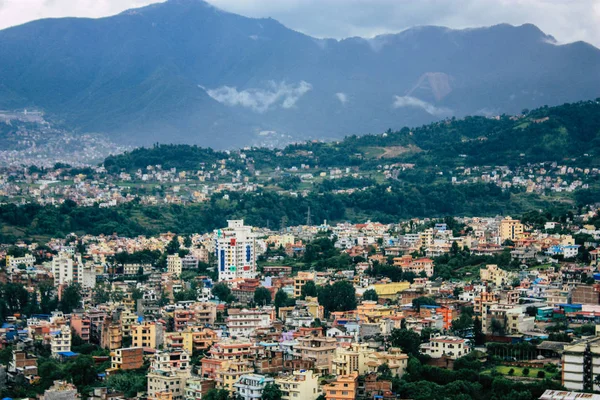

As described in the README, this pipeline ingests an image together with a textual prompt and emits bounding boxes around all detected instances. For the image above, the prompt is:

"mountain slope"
[0,0,599,148]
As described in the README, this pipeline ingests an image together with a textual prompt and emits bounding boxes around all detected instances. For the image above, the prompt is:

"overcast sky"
[0,0,598,47]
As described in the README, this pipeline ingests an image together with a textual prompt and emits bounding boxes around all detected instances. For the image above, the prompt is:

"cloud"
[393,95,452,116]
[335,92,348,105]
[202,81,312,113]
[0,1,598,48]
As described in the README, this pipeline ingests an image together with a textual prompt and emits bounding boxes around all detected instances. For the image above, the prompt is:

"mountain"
[0,0,599,148]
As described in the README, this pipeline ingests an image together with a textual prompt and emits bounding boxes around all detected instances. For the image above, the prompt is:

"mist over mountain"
[0,0,598,148]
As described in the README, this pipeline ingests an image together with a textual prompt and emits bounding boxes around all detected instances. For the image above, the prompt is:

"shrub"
[522,367,530,376]
[508,368,515,376]
[537,371,545,379]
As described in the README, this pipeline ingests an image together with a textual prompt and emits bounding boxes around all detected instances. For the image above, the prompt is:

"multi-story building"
[120,308,138,337]
[100,317,122,351]
[479,264,510,287]
[9,350,38,378]
[332,343,373,376]
[572,285,600,305]
[147,350,192,400]
[132,321,165,349]
[419,334,470,360]
[109,347,144,371]
[51,252,84,287]
[185,377,216,400]
[200,339,253,390]
[226,309,273,337]
[50,325,72,358]
[233,374,274,400]
[166,328,217,354]
[70,313,91,342]
[275,370,321,400]
[323,372,358,400]
[5,254,36,272]
[562,337,600,391]
[364,348,408,377]
[294,272,315,298]
[499,217,524,242]
[167,255,183,277]
[214,220,257,281]
[295,337,337,373]
[173,303,217,331]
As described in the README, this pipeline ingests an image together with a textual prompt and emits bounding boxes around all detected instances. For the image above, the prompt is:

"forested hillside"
[104,100,600,171]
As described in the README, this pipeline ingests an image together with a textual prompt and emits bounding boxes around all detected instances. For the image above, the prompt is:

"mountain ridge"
[0,0,598,148]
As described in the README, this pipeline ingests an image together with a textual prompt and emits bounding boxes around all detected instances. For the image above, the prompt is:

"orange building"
[324,372,358,400]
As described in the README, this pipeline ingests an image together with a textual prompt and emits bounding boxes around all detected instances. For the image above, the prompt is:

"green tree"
[363,289,379,302]
[412,296,437,312]
[262,383,283,400]
[318,280,357,315]
[59,283,82,313]
[184,235,193,248]
[166,235,180,255]
[254,287,272,306]
[274,289,290,312]
[211,283,233,303]
[204,389,231,400]
[522,367,529,376]
[389,328,421,357]
[301,280,318,298]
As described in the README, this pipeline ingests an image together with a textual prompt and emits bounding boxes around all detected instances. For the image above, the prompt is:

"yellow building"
[294,272,315,298]
[120,308,138,337]
[356,301,395,323]
[365,347,408,377]
[132,321,164,349]
[304,297,324,320]
[499,217,524,242]
[479,264,509,287]
[276,370,321,400]
[332,343,372,376]
[371,282,411,301]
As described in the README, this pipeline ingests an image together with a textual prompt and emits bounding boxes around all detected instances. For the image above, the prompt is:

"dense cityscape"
[1,1,600,400]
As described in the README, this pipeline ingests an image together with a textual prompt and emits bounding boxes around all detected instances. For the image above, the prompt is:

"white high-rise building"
[51,253,83,287]
[214,220,257,281]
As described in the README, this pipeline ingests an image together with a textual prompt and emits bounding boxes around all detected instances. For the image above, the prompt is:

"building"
[200,339,253,391]
[5,254,36,272]
[43,380,79,400]
[52,253,83,286]
[572,285,600,305]
[276,370,321,400]
[295,336,337,373]
[499,217,524,242]
[147,350,192,400]
[148,370,190,400]
[51,325,72,358]
[110,347,144,371]
[214,220,257,281]
[100,317,122,351]
[71,314,91,342]
[233,374,274,400]
[479,264,510,287]
[132,321,165,349]
[562,337,600,391]
[9,350,38,378]
[294,272,315,298]
[419,334,470,360]
[185,377,216,400]
[324,372,358,400]
[226,308,273,337]
[167,255,183,277]
[332,343,373,376]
